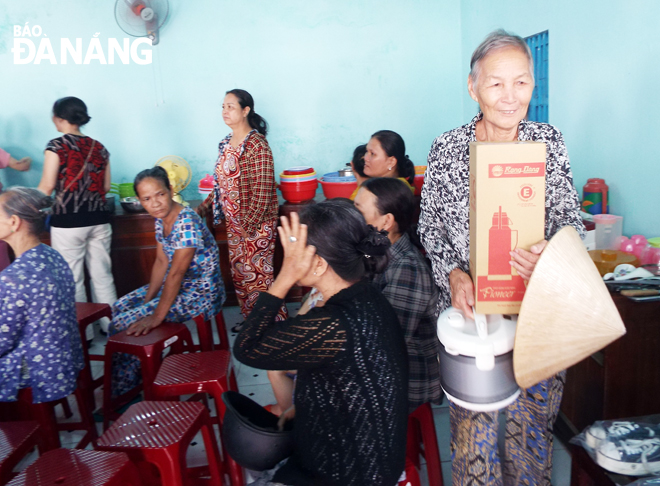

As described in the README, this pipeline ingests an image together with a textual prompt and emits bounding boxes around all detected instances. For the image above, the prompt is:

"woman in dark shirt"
[38,97,117,338]
[234,200,408,486]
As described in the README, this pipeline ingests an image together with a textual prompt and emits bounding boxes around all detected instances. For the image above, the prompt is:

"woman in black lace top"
[234,200,408,486]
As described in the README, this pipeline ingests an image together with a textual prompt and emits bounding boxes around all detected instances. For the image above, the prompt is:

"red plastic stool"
[406,403,443,486]
[192,311,229,352]
[97,401,223,486]
[102,323,193,430]
[6,449,142,486]
[0,421,41,485]
[398,457,422,486]
[76,303,113,410]
[152,351,242,486]
[7,383,98,452]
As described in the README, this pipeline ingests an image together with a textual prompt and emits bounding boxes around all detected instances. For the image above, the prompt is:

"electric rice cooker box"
[469,142,546,314]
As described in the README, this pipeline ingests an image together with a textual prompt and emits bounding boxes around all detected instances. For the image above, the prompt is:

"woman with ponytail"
[234,200,408,486]
[198,89,286,329]
[354,177,442,412]
[363,130,416,187]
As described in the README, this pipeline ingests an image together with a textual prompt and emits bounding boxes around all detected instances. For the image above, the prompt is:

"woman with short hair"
[0,187,83,404]
[418,29,585,484]
[234,200,408,486]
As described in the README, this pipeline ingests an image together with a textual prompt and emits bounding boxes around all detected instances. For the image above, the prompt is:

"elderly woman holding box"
[418,30,585,484]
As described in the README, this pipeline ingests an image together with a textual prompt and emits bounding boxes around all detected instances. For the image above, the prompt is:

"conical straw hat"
[514,226,626,389]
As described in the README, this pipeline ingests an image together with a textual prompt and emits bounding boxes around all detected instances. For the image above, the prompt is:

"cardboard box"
[469,142,546,314]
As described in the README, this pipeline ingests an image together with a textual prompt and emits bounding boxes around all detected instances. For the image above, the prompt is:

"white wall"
[0,0,464,200]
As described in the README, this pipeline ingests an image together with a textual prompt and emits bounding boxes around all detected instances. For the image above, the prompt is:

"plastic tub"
[319,177,357,199]
[321,171,357,183]
[593,214,623,250]
[278,179,318,203]
[413,174,424,196]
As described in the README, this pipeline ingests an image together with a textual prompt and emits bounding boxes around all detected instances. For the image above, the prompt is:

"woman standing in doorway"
[199,89,287,329]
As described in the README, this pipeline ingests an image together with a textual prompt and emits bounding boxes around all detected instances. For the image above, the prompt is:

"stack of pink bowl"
[413,166,426,196]
[198,174,214,197]
[278,167,318,203]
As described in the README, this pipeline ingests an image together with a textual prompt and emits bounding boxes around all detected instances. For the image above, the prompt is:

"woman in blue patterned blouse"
[109,167,225,396]
[0,187,83,404]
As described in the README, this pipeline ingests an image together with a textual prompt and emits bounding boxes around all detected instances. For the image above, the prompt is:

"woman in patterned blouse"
[198,89,287,330]
[108,167,225,396]
[418,30,585,485]
[354,177,442,413]
[0,187,83,405]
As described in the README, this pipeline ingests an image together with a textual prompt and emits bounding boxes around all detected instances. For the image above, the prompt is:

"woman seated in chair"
[234,200,408,486]
[109,167,225,396]
[354,177,442,413]
[0,187,83,404]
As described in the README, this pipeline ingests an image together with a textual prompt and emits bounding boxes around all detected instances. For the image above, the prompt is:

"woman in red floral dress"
[199,89,287,328]
[38,97,117,339]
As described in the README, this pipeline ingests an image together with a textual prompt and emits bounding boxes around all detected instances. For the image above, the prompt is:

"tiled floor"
[12,303,573,484]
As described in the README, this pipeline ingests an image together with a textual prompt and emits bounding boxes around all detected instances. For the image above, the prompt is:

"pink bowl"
[279,179,318,189]
[283,166,314,175]
[279,173,318,182]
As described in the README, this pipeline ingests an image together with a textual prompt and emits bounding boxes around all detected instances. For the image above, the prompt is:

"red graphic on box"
[489,162,545,178]
[476,276,527,301]
[519,184,535,201]
[488,207,518,277]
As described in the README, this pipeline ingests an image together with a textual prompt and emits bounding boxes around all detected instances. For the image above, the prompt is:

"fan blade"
[158,160,175,171]
[127,0,146,16]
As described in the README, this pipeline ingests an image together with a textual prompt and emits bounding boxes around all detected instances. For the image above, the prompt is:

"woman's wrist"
[268,274,296,300]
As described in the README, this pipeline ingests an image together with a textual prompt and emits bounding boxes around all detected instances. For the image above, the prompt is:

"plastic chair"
[192,311,230,352]
[97,401,223,486]
[102,323,193,430]
[0,421,40,485]
[398,457,422,486]
[8,384,98,452]
[6,449,142,486]
[151,351,242,486]
[406,403,443,486]
[76,302,113,410]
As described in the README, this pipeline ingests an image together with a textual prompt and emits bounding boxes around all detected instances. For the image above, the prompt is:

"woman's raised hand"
[277,212,317,285]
